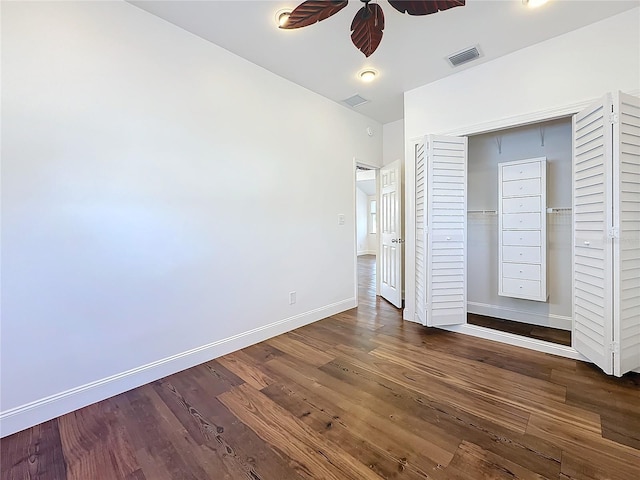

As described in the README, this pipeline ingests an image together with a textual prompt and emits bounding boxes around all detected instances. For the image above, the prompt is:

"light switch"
[338,214,345,225]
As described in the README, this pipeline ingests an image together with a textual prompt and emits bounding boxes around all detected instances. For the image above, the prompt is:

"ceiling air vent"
[343,94,369,108]
[447,45,482,67]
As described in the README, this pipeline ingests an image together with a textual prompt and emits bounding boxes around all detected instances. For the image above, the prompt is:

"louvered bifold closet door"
[426,135,468,326]
[415,140,427,325]
[614,92,640,376]
[573,96,614,375]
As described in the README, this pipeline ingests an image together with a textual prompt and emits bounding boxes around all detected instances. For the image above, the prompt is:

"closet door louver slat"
[614,92,640,376]
[572,96,614,375]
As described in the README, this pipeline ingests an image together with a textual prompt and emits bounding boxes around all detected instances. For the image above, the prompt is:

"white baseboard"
[468,301,572,331]
[440,324,589,362]
[0,298,356,438]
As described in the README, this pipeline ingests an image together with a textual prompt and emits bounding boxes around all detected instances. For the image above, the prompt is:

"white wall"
[403,8,640,322]
[383,119,404,166]
[366,195,377,254]
[356,187,369,255]
[0,1,381,436]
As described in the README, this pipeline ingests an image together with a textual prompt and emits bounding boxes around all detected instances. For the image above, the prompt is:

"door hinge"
[609,113,619,124]
[609,342,620,355]
[608,227,619,239]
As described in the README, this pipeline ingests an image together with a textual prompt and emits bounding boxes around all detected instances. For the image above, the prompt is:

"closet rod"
[467,210,497,214]
[546,207,572,213]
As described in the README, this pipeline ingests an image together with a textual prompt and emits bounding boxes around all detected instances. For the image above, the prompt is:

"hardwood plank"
[330,344,531,434]
[266,334,335,367]
[526,413,640,478]
[217,350,276,390]
[110,386,212,480]
[0,420,67,480]
[560,447,640,480]
[468,313,572,346]
[262,381,440,479]
[319,358,563,478]
[263,354,459,469]
[218,383,384,480]
[240,342,285,364]
[370,340,568,404]
[445,441,547,480]
[58,400,138,480]
[152,370,304,480]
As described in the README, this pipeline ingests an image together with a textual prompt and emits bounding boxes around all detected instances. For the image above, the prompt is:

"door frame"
[353,158,381,307]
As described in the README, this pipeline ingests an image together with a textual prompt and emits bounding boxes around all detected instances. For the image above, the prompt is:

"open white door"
[425,135,468,326]
[379,159,403,308]
[613,91,640,376]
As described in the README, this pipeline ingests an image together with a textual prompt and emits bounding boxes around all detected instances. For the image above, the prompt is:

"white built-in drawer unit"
[502,230,541,246]
[498,157,547,302]
[502,178,541,197]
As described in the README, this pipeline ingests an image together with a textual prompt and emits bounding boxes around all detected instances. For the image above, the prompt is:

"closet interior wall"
[467,118,573,330]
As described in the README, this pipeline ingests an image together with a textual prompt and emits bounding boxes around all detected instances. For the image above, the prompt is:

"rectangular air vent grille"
[447,45,481,67]
[343,94,369,107]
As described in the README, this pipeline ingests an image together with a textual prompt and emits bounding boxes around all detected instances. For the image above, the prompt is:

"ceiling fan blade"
[351,3,385,58]
[387,0,465,16]
[280,0,349,29]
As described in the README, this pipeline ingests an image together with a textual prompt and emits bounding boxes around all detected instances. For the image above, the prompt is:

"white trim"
[468,302,571,331]
[440,324,589,361]
[357,250,376,256]
[438,89,640,137]
[0,298,356,438]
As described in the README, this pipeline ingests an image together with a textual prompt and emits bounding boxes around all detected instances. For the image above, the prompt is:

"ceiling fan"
[280,0,466,57]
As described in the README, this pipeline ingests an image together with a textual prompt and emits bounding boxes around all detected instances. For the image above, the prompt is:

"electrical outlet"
[289,291,296,305]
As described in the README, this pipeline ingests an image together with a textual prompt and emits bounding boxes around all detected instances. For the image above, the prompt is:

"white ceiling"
[130,0,638,124]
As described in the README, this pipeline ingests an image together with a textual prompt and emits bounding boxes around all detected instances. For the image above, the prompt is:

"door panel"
[614,91,640,376]
[426,135,468,327]
[572,95,613,375]
[380,159,403,308]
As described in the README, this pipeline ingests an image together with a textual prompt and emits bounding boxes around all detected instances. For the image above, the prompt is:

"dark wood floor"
[467,313,572,347]
[2,255,639,479]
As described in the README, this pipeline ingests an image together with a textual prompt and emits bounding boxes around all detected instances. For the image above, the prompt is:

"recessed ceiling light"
[275,9,291,28]
[359,69,378,82]
[522,0,550,8]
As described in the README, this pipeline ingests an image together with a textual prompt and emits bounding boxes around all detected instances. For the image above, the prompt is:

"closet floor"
[468,313,572,346]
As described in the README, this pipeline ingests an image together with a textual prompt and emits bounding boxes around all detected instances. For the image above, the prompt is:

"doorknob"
[392,239,397,243]
[391,239,404,244]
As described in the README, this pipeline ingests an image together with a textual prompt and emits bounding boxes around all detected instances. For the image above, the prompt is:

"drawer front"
[501,278,541,298]
[502,178,541,196]
[503,230,541,246]
[502,262,541,281]
[502,245,541,263]
[501,162,542,181]
[502,196,541,214]
[502,213,541,229]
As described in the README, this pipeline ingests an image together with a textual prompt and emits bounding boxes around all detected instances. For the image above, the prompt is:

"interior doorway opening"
[355,165,378,305]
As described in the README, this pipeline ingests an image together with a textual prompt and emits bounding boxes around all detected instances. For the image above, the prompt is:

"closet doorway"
[466,117,573,347]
